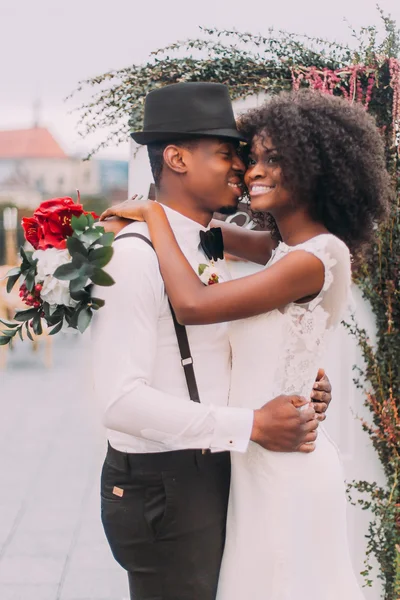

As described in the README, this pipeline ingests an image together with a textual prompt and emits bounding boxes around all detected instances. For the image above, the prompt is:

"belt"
[106,442,228,473]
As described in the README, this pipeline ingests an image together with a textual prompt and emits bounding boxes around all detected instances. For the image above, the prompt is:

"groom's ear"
[163,144,190,176]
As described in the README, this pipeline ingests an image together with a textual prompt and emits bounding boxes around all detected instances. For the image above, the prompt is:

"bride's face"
[244,135,291,214]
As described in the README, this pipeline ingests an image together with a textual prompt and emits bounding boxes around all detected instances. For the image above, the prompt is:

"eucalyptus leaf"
[90,268,115,287]
[0,336,11,346]
[91,231,114,247]
[79,263,95,278]
[18,326,24,342]
[71,213,88,232]
[70,277,90,294]
[80,229,102,245]
[67,236,88,257]
[53,263,80,281]
[88,246,113,268]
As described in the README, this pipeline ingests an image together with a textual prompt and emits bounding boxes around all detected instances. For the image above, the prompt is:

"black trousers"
[101,443,231,600]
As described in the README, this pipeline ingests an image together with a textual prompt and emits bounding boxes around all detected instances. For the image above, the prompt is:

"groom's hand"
[311,369,332,423]
[251,395,318,453]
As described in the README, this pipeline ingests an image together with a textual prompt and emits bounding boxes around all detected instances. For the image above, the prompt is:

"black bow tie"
[199,228,224,262]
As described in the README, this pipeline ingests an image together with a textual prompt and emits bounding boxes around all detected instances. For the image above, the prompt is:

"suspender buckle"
[181,357,193,367]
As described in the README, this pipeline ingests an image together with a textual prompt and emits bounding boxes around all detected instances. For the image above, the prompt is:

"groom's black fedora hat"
[131,82,247,145]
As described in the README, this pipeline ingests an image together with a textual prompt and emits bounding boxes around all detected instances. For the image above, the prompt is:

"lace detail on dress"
[269,234,351,400]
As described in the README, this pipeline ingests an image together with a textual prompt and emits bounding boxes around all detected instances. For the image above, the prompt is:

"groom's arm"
[92,238,254,453]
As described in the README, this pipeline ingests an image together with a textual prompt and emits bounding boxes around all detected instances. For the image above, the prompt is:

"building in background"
[0,126,129,208]
[0,126,128,263]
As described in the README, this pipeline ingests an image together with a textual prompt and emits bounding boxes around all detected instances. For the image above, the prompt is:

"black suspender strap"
[114,232,201,403]
[167,300,201,403]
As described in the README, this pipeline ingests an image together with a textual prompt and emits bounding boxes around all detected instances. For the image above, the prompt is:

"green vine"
[72,11,400,598]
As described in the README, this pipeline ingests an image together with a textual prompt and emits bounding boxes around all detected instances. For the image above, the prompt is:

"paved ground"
[0,334,128,600]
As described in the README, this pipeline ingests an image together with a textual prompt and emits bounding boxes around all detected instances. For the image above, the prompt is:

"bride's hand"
[99,195,152,222]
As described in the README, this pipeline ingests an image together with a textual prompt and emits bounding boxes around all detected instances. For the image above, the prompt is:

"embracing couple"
[92,82,389,600]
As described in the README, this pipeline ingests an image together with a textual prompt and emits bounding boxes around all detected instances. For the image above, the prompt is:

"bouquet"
[0,196,115,345]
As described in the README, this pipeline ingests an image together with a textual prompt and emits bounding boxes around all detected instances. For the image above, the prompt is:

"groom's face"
[183,138,245,215]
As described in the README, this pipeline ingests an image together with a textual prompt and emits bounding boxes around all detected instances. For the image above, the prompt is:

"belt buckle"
[202,449,209,455]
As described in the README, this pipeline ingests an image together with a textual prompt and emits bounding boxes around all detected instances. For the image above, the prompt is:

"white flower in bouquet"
[33,248,78,308]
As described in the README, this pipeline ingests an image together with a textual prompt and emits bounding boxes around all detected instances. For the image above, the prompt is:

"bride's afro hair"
[238,90,392,254]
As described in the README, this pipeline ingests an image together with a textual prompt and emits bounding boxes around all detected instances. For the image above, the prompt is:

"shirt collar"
[160,204,209,250]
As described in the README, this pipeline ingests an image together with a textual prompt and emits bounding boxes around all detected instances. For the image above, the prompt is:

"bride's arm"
[99,197,276,265]
[210,218,277,265]
[144,202,324,325]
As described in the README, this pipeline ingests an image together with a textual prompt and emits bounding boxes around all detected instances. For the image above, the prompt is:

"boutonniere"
[198,262,223,286]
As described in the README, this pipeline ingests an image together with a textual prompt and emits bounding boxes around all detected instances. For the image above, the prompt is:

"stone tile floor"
[0,334,128,599]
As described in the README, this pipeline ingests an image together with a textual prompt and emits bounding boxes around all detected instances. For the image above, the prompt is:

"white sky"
[0,0,398,160]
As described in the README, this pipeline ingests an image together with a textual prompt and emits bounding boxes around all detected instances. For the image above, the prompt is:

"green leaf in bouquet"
[88,246,113,268]
[91,224,105,237]
[67,237,88,257]
[90,297,105,310]
[79,229,102,245]
[53,253,87,281]
[48,320,64,336]
[0,329,17,338]
[32,313,43,336]
[25,321,34,341]
[20,247,35,267]
[0,318,20,328]
[2,267,21,279]
[0,336,11,346]
[48,304,62,318]
[86,213,95,227]
[70,277,90,295]
[24,269,36,292]
[6,273,21,294]
[90,268,115,286]
[17,326,24,342]
[53,262,80,280]
[80,262,95,278]
[71,214,88,232]
[77,307,92,333]
[91,231,114,247]
[14,308,39,322]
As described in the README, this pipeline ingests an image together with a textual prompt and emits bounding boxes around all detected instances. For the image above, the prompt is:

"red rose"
[23,197,99,250]
[22,217,43,250]
[34,197,86,250]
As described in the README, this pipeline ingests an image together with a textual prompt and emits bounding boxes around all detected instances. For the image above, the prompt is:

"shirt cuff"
[210,406,254,453]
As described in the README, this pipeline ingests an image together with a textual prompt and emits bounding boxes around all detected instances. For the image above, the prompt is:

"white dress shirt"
[91,205,254,454]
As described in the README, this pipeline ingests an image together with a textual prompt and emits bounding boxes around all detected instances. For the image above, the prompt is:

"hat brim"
[131,128,248,145]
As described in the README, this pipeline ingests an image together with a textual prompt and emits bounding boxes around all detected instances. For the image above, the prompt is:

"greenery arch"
[73,13,400,599]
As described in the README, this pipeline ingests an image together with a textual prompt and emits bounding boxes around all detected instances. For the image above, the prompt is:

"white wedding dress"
[217,234,365,600]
